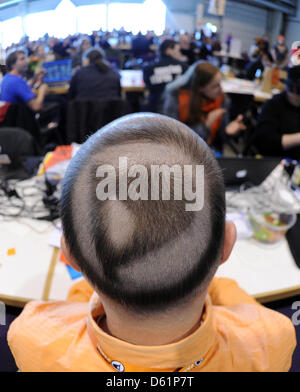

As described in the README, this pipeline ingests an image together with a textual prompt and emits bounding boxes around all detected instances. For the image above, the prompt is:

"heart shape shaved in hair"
[61,113,226,314]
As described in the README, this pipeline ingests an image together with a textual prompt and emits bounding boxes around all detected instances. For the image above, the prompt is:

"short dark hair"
[159,39,179,57]
[5,50,25,71]
[61,113,225,314]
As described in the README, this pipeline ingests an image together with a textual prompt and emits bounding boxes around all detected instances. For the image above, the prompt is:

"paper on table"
[48,221,62,248]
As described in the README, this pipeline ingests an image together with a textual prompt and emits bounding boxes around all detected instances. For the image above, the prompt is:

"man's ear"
[220,221,237,266]
[60,235,81,272]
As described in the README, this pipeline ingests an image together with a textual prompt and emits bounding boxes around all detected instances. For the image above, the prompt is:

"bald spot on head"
[74,141,196,250]
[72,140,213,285]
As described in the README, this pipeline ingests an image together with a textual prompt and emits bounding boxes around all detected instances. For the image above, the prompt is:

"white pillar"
[20,0,28,37]
[285,0,300,47]
[106,0,109,31]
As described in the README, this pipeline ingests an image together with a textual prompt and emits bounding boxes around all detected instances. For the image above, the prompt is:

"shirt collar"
[86,293,217,372]
[10,70,21,77]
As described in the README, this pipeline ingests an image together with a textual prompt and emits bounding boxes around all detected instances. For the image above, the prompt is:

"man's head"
[80,37,91,53]
[285,66,300,107]
[5,50,28,75]
[61,114,233,316]
[278,35,285,45]
[159,39,181,60]
[179,33,191,48]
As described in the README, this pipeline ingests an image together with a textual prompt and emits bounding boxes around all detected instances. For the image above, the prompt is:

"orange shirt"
[7,278,296,372]
[178,90,224,145]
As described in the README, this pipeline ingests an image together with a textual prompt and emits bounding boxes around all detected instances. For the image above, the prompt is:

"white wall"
[165,10,195,33]
[285,0,300,47]
[286,20,300,47]
[202,0,269,51]
[165,0,269,52]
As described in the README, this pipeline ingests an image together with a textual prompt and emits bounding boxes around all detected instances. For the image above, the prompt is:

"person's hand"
[205,108,226,129]
[30,67,46,89]
[34,67,46,79]
[225,114,246,135]
[38,83,48,95]
[34,67,46,85]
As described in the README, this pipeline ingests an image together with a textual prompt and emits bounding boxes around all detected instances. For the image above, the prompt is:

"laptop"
[217,157,282,187]
[42,59,72,86]
[108,37,119,47]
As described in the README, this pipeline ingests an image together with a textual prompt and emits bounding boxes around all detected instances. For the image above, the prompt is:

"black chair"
[59,98,132,144]
[0,127,41,179]
[0,103,64,148]
[0,127,39,158]
[0,103,41,142]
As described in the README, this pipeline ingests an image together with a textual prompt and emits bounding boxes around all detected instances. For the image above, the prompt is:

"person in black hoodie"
[68,48,121,101]
[253,66,300,160]
[143,39,188,113]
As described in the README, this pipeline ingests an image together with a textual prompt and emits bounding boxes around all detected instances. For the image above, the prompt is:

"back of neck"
[10,70,20,76]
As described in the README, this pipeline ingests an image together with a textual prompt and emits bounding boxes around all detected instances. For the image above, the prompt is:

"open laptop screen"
[43,59,72,84]
[217,157,282,187]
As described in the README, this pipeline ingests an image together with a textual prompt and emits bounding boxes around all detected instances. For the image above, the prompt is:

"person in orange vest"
[163,61,246,152]
[8,113,295,372]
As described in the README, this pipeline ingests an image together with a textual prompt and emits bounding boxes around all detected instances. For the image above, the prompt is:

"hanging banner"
[196,3,204,28]
[208,0,226,16]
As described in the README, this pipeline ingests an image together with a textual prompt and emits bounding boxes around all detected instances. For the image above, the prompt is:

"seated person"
[253,65,300,160]
[27,44,47,80]
[178,33,198,65]
[0,50,48,112]
[68,48,121,101]
[143,39,188,113]
[55,37,73,60]
[271,35,289,69]
[90,30,101,47]
[8,113,296,371]
[72,36,91,70]
[198,37,213,61]
[132,32,152,58]
[163,62,246,152]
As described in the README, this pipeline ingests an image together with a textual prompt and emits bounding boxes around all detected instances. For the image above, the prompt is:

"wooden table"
[0,217,58,307]
[216,237,300,303]
[213,51,244,61]
[46,73,271,104]
[1,207,299,307]
[222,77,272,103]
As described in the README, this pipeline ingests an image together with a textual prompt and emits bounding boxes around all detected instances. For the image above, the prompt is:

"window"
[0,0,167,48]
[25,0,77,41]
[54,0,77,38]
[76,4,107,34]
[1,17,23,48]
[108,0,166,34]
[25,11,56,41]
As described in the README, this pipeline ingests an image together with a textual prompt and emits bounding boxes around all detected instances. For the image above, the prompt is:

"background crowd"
[0,26,297,162]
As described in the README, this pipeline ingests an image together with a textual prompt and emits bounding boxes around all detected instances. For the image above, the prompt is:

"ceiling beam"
[0,0,21,8]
